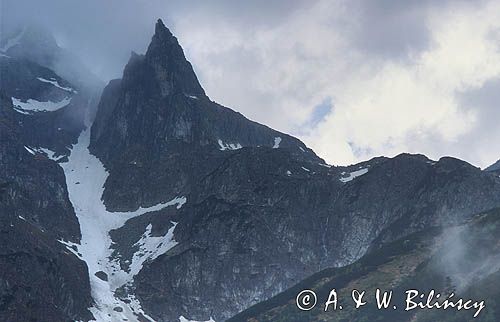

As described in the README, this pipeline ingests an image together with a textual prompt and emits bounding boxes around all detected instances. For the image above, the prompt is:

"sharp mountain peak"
[127,18,207,98]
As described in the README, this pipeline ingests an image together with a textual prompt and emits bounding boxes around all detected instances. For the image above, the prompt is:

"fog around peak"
[2,0,500,168]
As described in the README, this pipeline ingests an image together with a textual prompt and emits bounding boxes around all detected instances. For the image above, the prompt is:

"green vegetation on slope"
[229,209,500,322]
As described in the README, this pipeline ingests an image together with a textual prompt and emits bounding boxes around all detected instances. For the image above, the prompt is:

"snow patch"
[58,239,82,258]
[37,77,77,93]
[61,129,186,322]
[218,139,242,151]
[179,316,216,322]
[273,137,282,148]
[301,166,310,172]
[185,94,199,100]
[130,223,177,276]
[13,106,32,115]
[339,168,369,183]
[40,148,65,162]
[24,146,36,155]
[286,170,292,176]
[23,146,65,162]
[12,97,71,112]
[109,222,179,291]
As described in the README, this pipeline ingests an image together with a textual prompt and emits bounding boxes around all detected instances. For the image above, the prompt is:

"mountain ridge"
[83,19,500,321]
[1,18,500,322]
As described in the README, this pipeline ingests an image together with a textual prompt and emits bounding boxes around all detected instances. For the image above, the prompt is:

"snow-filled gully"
[59,129,186,322]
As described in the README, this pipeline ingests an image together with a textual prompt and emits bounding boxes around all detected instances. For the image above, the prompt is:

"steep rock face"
[0,94,80,240]
[88,20,500,321]
[90,19,318,211]
[0,28,101,321]
[0,55,88,155]
[228,208,500,322]
[133,153,500,321]
[0,94,93,321]
[0,217,93,322]
[486,159,500,175]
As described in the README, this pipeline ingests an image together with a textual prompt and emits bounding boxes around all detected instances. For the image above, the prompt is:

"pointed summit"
[154,19,173,38]
[144,19,206,98]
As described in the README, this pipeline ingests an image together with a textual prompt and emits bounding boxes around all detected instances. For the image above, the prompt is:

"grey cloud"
[350,0,431,60]
[1,0,313,80]
[2,0,500,168]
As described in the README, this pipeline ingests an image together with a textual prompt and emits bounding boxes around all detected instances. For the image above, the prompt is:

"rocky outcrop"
[0,55,89,156]
[90,19,317,212]
[228,208,500,322]
[0,93,93,321]
[88,20,500,321]
[486,159,500,175]
[0,28,100,321]
[0,93,81,240]
[2,18,500,322]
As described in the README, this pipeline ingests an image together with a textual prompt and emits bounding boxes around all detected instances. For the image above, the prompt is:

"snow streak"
[60,129,185,322]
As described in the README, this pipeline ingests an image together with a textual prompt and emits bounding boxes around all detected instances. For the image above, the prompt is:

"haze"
[2,0,500,168]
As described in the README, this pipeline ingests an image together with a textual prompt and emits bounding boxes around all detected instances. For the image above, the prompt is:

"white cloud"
[173,0,500,168]
[6,0,499,168]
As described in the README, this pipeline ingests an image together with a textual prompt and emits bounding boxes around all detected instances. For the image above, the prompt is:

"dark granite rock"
[0,93,81,241]
[90,20,318,212]
[88,20,500,321]
[3,18,500,322]
[0,93,93,321]
[0,55,92,156]
[486,159,500,175]
[228,209,500,322]
[95,271,109,282]
[0,28,99,321]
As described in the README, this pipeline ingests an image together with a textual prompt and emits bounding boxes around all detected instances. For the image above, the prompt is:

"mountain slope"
[0,94,93,322]
[90,21,318,211]
[486,159,500,174]
[0,25,103,92]
[228,208,500,322]
[0,26,101,322]
[2,18,500,322]
[84,19,500,321]
[0,55,88,156]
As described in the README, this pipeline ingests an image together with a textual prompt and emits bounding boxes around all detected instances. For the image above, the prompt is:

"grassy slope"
[229,209,500,322]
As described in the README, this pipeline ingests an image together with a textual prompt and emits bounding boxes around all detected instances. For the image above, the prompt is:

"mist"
[2,0,500,169]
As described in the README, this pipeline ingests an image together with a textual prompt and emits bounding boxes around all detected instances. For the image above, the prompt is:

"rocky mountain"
[83,19,500,321]
[1,18,500,322]
[0,54,90,156]
[0,93,93,321]
[228,208,500,322]
[486,159,500,174]
[0,25,103,92]
[0,25,99,322]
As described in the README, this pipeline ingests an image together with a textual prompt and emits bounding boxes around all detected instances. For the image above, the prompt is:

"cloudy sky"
[2,0,500,168]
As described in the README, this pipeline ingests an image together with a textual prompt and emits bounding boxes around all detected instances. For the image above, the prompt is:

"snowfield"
[60,129,186,322]
[37,77,78,93]
[218,139,242,151]
[339,168,369,183]
[12,97,72,112]
[273,136,281,148]
[179,316,215,322]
